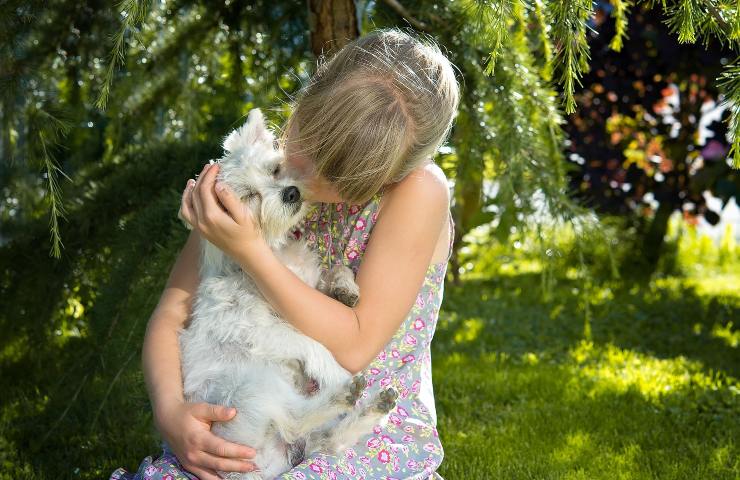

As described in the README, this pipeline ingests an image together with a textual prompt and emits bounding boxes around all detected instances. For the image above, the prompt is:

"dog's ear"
[223,108,275,153]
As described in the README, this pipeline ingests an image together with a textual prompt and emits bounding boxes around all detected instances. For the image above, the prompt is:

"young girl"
[110,27,459,480]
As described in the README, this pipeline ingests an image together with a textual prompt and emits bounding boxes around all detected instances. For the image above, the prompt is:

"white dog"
[177,108,398,479]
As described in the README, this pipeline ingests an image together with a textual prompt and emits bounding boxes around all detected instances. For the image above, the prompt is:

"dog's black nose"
[282,186,301,204]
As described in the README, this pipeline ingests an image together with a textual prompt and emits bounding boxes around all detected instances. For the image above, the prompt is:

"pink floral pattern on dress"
[108,443,199,480]
[283,191,454,480]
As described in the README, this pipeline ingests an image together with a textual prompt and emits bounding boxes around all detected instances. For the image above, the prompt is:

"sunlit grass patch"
[452,317,485,344]
[688,274,740,298]
[434,263,739,478]
[435,347,738,479]
[711,321,739,348]
[652,274,740,300]
[567,339,698,402]
[566,339,739,415]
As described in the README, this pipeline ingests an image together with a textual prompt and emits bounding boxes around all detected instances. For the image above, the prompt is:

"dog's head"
[216,108,307,247]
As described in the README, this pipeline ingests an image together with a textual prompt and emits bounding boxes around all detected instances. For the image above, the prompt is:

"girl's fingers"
[191,402,236,423]
[192,163,210,197]
[197,163,221,222]
[196,450,258,474]
[192,163,212,222]
[213,180,242,223]
[180,179,196,224]
[202,433,257,461]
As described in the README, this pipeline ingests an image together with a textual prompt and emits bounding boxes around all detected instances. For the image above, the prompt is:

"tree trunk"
[307,0,359,57]
[450,97,482,286]
[643,200,674,268]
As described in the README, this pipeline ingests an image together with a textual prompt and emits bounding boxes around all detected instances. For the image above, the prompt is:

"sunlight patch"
[453,317,485,344]
[612,443,643,471]
[710,321,738,348]
[567,340,704,402]
[0,335,29,363]
[688,274,740,298]
[550,430,592,464]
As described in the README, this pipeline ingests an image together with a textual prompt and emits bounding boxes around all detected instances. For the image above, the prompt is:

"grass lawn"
[434,272,738,479]
[0,237,737,479]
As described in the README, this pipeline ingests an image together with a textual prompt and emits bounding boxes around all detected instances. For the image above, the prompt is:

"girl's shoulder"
[293,161,449,245]
[379,162,450,213]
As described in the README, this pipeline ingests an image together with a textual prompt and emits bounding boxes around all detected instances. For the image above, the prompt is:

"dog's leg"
[305,386,399,455]
[284,358,316,395]
[318,264,360,307]
[274,372,368,449]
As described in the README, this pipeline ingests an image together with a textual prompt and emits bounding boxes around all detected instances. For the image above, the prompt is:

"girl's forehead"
[285,147,314,176]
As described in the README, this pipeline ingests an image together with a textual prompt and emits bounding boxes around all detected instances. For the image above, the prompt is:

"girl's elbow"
[339,349,374,376]
[345,364,367,376]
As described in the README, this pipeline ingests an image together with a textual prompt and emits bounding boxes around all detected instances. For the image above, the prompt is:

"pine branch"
[532,0,554,81]
[730,0,740,40]
[547,0,595,114]
[670,0,702,42]
[40,132,66,258]
[29,106,73,259]
[381,0,431,32]
[716,58,740,168]
[704,0,731,32]
[663,0,737,45]
[96,0,152,110]
[608,0,634,51]
[456,0,516,76]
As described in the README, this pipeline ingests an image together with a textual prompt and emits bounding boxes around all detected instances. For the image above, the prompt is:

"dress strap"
[361,190,384,229]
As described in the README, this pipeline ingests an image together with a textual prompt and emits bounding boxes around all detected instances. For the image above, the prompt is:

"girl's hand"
[155,400,259,480]
[180,162,263,262]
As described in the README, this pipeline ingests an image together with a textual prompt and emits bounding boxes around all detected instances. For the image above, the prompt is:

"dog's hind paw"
[217,471,261,480]
[373,387,399,413]
[345,374,367,406]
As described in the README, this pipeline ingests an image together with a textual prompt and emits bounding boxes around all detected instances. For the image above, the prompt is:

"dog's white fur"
[177,108,398,479]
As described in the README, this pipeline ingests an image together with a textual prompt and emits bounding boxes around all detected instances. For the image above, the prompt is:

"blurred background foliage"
[0,0,738,478]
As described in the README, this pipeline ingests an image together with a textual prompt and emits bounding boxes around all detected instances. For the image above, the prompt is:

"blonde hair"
[278,27,460,204]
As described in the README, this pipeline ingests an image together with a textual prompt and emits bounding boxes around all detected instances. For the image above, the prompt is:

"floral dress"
[279,191,452,480]
[109,190,452,480]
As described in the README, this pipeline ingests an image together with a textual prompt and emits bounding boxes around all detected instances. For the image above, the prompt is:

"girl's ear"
[223,108,275,153]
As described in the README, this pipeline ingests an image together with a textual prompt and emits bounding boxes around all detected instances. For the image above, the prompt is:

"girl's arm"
[194,162,450,375]
[142,224,258,479]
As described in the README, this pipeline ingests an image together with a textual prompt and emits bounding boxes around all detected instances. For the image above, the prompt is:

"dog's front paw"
[345,374,367,406]
[373,387,399,414]
[332,286,359,307]
[321,265,360,307]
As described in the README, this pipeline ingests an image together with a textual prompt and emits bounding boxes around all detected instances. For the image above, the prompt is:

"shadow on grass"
[437,274,739,378]
[0,259,737,479]
[0,195,190,479]
[433,351,736,479]
[433,273,738,478]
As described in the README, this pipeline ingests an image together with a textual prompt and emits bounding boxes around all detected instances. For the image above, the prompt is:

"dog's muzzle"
[282,186,301,205]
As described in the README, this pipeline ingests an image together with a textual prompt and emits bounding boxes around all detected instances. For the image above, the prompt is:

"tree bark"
[450,97,482,286]
[307,0,359,57]
[643,200,675,268]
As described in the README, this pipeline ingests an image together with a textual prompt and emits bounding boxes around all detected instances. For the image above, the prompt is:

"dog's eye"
[240,190,257,201]
[272,164,281,176]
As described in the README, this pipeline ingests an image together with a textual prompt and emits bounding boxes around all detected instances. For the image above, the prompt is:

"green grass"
[0,220,738,479]
[434,273,738,479]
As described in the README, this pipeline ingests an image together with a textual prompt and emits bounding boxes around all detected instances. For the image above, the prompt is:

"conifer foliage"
[2,0,738,269]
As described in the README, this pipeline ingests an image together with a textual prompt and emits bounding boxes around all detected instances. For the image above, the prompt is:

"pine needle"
[96,0,152,110]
